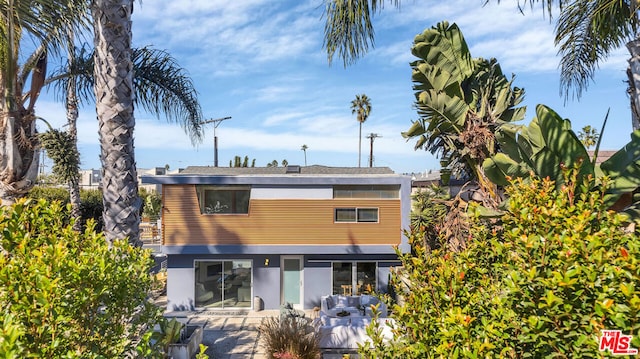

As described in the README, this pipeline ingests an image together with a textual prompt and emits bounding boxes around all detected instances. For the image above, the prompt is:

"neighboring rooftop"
[587,150,616,165]
[141,165,407,186]
[179,165,395,175]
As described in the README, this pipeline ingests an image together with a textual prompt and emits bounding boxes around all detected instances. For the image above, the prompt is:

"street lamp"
[199,116,231,167]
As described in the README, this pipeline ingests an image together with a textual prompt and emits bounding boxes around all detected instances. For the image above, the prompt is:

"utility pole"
[367,133,381,167]
[199,116,231,167]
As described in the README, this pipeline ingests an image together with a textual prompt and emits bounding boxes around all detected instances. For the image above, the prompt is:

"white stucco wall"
[166,267,195,311]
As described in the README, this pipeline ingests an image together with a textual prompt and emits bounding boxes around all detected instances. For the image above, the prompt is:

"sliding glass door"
[332,262,377,295]
[194,260,252,308]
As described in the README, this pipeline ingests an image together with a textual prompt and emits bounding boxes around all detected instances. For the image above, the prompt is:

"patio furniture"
[237,286,251,302]
[195,283,213,303]
[320,294,387,318]
[316,315,394,350]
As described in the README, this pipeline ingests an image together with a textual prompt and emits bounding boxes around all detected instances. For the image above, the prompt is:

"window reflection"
[194,260,252,308]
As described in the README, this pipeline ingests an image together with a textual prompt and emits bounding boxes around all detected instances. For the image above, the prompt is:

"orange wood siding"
[162,185,401,246]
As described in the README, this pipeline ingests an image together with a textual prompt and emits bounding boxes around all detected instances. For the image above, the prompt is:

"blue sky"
[37,0,631,175]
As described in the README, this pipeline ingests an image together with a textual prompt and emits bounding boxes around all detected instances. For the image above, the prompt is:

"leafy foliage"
[360,171,640,358]
[403,21,526,182]
[140,187,162,220]
[39,129,81,185]
[578,125,600,149]
[229,155,256,167]
[410,185,449,251]
[0,198,161,357]
[259,316,321,359]
[484,105,640,216]
[48,46,204,144]
[26,186,104,231]
[322,0,400,66]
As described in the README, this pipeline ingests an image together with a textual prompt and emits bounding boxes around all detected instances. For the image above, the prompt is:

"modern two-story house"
[142,165,411,311]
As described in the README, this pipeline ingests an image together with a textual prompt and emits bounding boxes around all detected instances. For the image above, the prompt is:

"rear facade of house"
[143,166,410,312]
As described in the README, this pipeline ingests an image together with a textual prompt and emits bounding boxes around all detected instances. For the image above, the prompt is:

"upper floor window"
[333,185,399,199]
[335,208,379,223]
[196,186,250,214]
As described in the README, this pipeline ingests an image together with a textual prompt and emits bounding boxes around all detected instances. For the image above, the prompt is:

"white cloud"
[256,85,303,103]
[133,0,322,77]
[32,0,632,175]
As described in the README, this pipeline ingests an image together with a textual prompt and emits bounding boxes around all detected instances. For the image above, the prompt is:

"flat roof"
[141,165,409,186]
[179,165,395,175]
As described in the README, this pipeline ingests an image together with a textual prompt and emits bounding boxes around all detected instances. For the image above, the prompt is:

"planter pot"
[167,325,203,359]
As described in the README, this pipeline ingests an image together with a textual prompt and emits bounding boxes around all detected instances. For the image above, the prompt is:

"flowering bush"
[360,172,640,358]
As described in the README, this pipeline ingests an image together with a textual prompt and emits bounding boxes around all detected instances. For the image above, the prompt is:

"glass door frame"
[193,259,253,309]
[280,255,304,309]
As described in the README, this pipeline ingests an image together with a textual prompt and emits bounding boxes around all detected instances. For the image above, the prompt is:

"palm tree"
[44,45,204,228]
[301,144,308,165]
[578,125,599,150]
[63,34,83,231]
[324,0,640,131]
[91,0,140,245]
[351,94,372,167]
[510,0,640,130]
[323,0,400,66]
[0,0,90,205]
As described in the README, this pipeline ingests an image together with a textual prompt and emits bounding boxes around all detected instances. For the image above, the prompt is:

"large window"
[194,260,252,308]
[334,208,378,223]
[196,186,250,214]
[332,262,377,295]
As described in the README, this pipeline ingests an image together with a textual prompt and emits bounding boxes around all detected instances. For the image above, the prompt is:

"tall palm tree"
[0,0,90,205]
[351,94,372,167]
[44,45,204,228]
[91,0,140,245]
[63,33,83,230]
[301,144,308,165]
[324,0,640,131]
[511,0,640,130]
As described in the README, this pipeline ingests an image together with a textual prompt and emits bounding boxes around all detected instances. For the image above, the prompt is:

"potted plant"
[153,318,204,359]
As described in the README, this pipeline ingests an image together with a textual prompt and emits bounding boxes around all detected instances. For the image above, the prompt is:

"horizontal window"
[333,185,399,199]
[334,208,378,223]
[196,186,250,214]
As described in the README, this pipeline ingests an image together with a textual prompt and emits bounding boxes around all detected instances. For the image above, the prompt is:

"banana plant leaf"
[484,104,594,188]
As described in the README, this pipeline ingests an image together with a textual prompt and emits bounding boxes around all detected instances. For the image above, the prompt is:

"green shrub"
[140,187,162,221]
[481,174,640,357]
[259,316,321,359]
[27,186,104,231]
[361,172,640,358]
[0,198,161,358]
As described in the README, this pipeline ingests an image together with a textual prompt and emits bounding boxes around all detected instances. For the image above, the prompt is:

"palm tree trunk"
[0,115,40,205]
[626,38,640,131]
[66,75,82,230]
[65,31,82,231]
[92,0,141,246]
[358,122,362,167]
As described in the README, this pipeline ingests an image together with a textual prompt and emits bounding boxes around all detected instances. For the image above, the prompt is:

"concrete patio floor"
[154,292,356,358]
[164,309,356,359]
